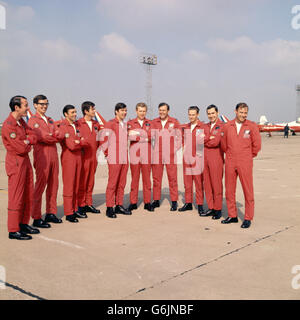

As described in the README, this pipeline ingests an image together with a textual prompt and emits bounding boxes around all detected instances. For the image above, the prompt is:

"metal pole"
[296,85,300,121]
[146,64,153,119]
[139,53,157,120]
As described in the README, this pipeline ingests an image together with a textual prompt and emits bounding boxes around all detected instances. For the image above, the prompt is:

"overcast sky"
[1,0,300,123]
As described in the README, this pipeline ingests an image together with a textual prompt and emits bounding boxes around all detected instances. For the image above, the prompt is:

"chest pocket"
[213,127,220,135]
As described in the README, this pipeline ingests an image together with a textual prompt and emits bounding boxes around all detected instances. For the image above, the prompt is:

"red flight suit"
[181,120,205,205]
[203,119,224,211]
[77,118,103,208]
[151,116,181,202]
[221,119,261,221]
[2,114,37,232]
[127,118,152,204]
[102,118,129,207]
[28,113,59,219]
[57,119,88,216]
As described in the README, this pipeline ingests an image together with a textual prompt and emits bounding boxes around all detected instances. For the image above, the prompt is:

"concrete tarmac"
[0,134,300,300]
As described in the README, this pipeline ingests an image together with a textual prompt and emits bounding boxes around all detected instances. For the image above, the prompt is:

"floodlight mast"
[140,53,157,119]
[296,85,300,122]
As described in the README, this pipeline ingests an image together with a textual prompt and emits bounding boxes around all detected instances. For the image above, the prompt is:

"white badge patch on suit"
[9,132,16,139]
[244,130,251,138]
[196,129,202,136]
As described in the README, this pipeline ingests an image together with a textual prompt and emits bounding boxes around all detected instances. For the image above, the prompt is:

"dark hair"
[115,102,127,113]
[9,95,27,112]
[188,106,199,114]
[158,102,170,110]
[207,104,218,112]
[33,95,48,105]
[63,105,76,116]
[236,102,248,111]
[82,101,95,116]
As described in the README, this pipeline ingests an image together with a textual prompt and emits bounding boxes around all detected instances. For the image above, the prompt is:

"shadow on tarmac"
[52,190,245,221]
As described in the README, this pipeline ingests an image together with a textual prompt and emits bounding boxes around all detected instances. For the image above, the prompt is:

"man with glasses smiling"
[28,95,62,228]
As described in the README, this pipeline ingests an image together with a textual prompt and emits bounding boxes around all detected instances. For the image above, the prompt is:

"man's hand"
[129,130,140,136]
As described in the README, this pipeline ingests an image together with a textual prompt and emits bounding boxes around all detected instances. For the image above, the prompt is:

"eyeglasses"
[37,103,49,107]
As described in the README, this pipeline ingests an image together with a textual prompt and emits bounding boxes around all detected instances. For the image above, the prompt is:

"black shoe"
[66,214,79,223]
[19,224,40,234]
[144,203,154,212]
[151,200,160,209]
[77,206,87,213]
[199,208,214,217]
[45,213,63,224]
[212,210,222,220]
[9,231,32,240]
[178,203,193,212]
[241,220,251,228]
[127,203,137,211]
[106,207,117,218]
[170,201,178,211]
[115,205,132,215]
[85,205,101,214]
[221,217,238,224]
[75,210,88,219]
[33,219,51,229]
[198,205,205,215]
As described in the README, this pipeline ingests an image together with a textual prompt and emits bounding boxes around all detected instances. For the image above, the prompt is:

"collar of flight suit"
[228,119,251,128]
[33,112,54,124]
[207,118,222,130]
[186,119,204,130]
[227,119,253,138]
[7,113,26,127]
[78,117,96,125]
[132,117,150,125]
[113,117,127,125]
[62,118,78,128]
[153,116,176,126]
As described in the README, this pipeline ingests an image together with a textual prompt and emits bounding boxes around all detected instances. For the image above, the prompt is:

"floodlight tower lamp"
[139,53,158,119]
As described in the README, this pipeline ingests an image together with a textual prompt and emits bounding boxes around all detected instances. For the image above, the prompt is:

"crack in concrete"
[123,226,294,299]
[0,280,47,300]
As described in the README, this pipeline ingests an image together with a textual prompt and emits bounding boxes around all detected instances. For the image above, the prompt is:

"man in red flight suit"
[221,103,261,228]
[201,105,224,220]
[179,106,205,214]
[2,96,38,240]
[77,101,103,217]
[127,102,153,212]
[151,103,181,211]
[57,105,89,223]
[102,103,132,218]
[28,95,62,229]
